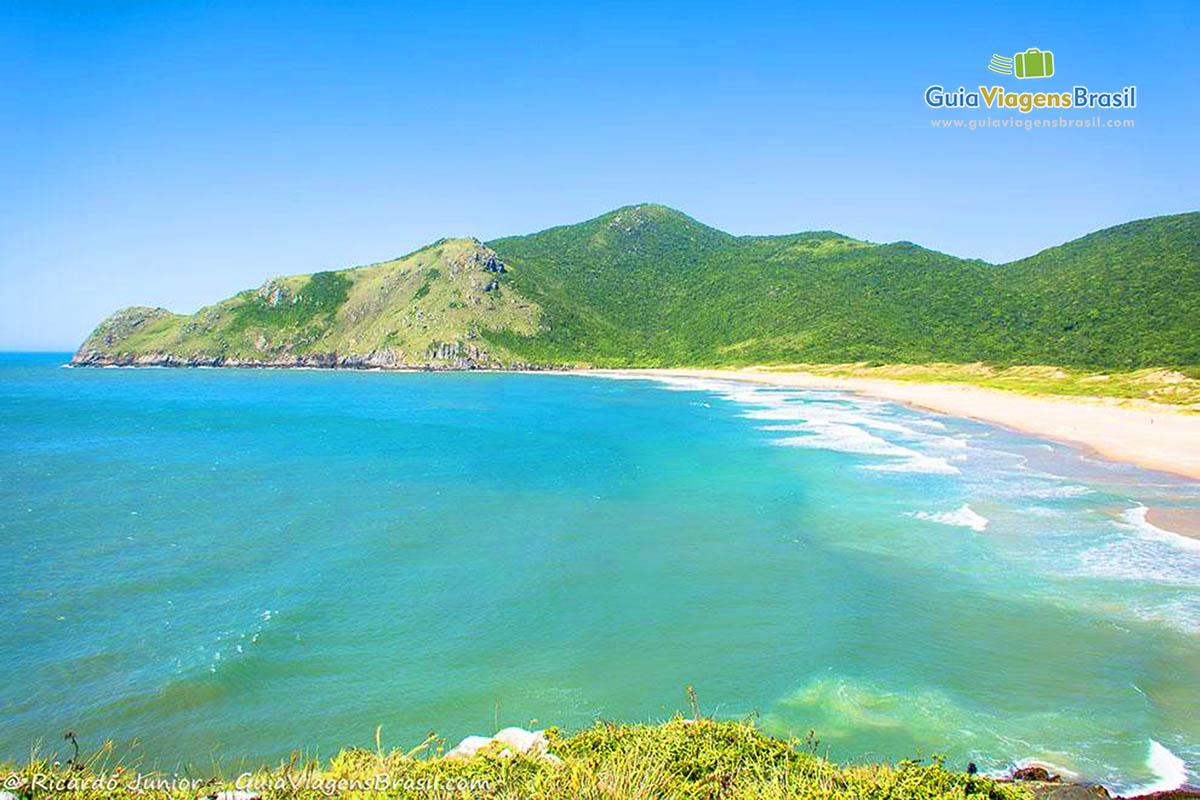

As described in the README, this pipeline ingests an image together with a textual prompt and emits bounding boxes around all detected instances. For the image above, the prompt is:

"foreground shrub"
[2,718,1028,799]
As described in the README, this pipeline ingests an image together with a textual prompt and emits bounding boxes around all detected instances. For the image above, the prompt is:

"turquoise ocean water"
[1,353,1197,792]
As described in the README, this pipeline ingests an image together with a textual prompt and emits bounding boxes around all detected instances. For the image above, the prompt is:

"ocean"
[1,353,1197,792]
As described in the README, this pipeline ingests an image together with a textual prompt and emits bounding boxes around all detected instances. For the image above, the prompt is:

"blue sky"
[1,0,1196,349]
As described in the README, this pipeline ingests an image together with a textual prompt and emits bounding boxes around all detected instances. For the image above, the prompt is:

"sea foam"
[864,455,959,475]
[771,426,914,458]
[1122,505,1200,553]
[1073,507,1200,599]
[1027,484,1094,499]
[1133,740,1189,795]
[733,388,966,473]
[911,504,989,532]
[635,373,964,469]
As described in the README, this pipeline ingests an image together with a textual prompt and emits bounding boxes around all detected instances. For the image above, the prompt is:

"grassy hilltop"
[73,238,544,369]
[73,205,1200,374]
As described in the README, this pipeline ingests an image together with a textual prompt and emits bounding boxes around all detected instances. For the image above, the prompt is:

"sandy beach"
[597,367,1200,487]
[1146,507,1200,540]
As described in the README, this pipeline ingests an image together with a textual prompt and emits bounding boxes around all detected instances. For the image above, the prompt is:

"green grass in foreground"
[758,362,1200,409]
[4,719,1027,799]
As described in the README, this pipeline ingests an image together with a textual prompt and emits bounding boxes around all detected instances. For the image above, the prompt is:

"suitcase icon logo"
[988,48,1055,79]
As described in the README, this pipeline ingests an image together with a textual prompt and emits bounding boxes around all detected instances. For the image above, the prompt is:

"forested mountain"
[73,205,1200,370]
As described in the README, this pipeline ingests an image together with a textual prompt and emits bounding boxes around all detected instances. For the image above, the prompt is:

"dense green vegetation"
[486,205,1200,369]
[74,204,1199,373]
[5,718,1028,799]
[72,240,542,367]
[759,363,1200,406]
[228,270,352,333]
[999,216,1200,368]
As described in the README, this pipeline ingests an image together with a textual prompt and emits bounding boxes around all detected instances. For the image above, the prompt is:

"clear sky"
[1,0,1197,350]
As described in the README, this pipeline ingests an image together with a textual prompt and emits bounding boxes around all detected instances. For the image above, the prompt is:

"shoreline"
[592,367,1200,486]
[64,360,1200,534]
[66,359,1200,482]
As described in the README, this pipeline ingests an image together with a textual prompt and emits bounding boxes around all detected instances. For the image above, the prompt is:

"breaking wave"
[911,504,989,532]
[1133,740,1189,795]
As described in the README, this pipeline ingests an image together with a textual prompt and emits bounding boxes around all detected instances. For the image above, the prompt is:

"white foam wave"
[1024,506,1068,518]
[749,402,964,472]
[1130,599,1200,635]
[645,376,748,393]
[744,406,809,421]
[749,407,925,437]
[618,373,966,474]
[866,455,960,475]
[1027,484,1094,499]
[911,504,989,532]
[1075,510,1200,591]
[772,425,914,458]
[1132,740,1189,795]
[1077,543,1200,588]
[1075,506,1200,633]
[1122,505,1200,553]
[768,423,960,474]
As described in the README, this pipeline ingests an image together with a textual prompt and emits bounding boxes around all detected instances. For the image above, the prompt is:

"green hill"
[486,205,1200,369]
[72,205,1200,371]
[72,238,546,368]
[995,213,1200,368]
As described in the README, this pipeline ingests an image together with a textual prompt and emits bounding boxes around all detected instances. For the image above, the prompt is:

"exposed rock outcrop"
[74,306,174,355]
[996,762,1200,800]
[445,727,561,765]
[1022,782,1111,800]
[69,347,563,371]
[1015,766,1063,783]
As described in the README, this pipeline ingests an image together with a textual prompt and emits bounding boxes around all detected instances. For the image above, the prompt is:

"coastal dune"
[597,368,1200,483]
